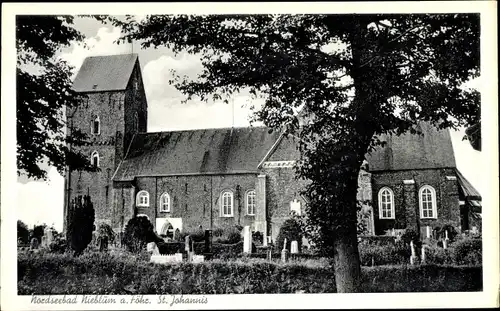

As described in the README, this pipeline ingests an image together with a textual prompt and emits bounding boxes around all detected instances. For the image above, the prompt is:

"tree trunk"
[333,222,362,293]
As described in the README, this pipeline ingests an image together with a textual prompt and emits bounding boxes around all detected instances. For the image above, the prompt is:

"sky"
[16,16,484,232]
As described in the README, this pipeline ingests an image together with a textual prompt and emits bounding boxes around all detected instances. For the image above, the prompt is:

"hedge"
[18,251,481,294]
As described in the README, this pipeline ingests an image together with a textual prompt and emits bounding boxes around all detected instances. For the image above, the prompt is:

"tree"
[31,223,47,244]
[16,15,95,180]
[67,195,95,256]
[123,216,157,253]
[113,14,479,292]
[17,220,30,244]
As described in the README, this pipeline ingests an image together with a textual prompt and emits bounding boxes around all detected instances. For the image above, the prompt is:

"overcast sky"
[16,16,483,232]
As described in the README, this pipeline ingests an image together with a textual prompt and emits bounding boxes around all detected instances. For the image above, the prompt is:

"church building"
[63,53,481,242]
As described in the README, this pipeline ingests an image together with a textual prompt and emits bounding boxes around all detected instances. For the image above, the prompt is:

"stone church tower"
[63,53,148,233]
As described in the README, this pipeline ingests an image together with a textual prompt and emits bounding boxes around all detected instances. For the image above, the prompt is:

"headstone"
[147,242,159,254]
[243,226,252,253]
[471,226,478,234]
[45,228,54,245]
[281,238,290,263]
[204,229,212,259]
[421,245,426,264]
[410,241,418,265]
[193,255,205,263]
[426,226,431,239]
[41,236,48,248]
[30,237,39,250]
[99,235,109,252]
[185,235,194,262]
[290,241,299,254]
[445,230,449,240]
[443,238,448,249]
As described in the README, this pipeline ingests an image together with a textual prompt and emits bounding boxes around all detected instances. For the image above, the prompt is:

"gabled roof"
[113,122,456,181]
[456,169,481,201]
[365,122,456,171]
[113,127,281,181]
[72,53,139,92]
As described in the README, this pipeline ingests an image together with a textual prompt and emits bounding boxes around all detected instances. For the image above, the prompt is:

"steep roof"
[456,169,481,201]
[365,122,456,171]
[72,53,138,92]
[114,127,281,181]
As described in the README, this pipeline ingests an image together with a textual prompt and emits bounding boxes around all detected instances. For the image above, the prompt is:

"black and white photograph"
[1,2,498,310]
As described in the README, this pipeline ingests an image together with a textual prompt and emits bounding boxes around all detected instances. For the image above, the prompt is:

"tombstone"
[290,241,299,254]
[471,226,478,234]
[41,236,48,248]
[99,235,109,252]
[281,238,290,263]
[443,238,448,249]
[193,255,205,263]
[410,241,418,265]
[30,237,39,250]
[204,229,213,259]
[421,245,427,264]
[243,226,252,254]
[44,228,54,246]
[185,235,194,262]
[173,228,181,241]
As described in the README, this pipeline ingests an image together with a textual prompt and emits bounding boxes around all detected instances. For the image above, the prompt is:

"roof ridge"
[137,125,272,135]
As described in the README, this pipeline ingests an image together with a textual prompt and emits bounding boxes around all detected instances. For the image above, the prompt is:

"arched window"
[159,192,171,212]
[419,185,437,219]
[91,116,100,135]
[378,187,395,219]
[220,190,234,217]
[136,190,149,207]
[91,151,99,168]
[160,221,174,239]
[246,190,256,215]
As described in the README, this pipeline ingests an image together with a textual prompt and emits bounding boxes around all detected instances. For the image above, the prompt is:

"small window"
[220,191,234,217]
[136,190,149,207]
[419,185,437,219]
[378,187,395,219]
[91,151,99,168]
[91,116,100,135]
[159,192,171,212]
[246,190,256,215]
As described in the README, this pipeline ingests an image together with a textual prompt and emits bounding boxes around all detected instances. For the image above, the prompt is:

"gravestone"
[41,236,48,248]
[290,240,299,254]
[204,229,212,260]
[243,226,252,254]
[281,238,290,263]
[410,241,418,265]
[185,235,194,262]
[30,237,39,250]
[421,245,427,264]
[99,235,109,252]
[44,228,54,246]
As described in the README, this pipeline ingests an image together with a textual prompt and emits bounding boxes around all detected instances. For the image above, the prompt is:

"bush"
[359,241,410,266]
[123,216,156,253]
[252,231,263,245]
[49,237,68,254]
[18,220,30,245]
[17,251,482,294]
[97,223,115,245]
[67,195,95,256]
[400,228,419,245]
[213,226,242,244]
[276,218,302,251]
[451,238,482,266]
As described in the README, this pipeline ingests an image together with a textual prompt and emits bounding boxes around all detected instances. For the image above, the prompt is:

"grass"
[18,249,482,294]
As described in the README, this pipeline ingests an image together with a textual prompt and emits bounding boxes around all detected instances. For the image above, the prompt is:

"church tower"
[63,53,148,232]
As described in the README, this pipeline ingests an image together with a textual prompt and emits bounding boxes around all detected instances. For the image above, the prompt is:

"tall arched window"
[136,190,149,207]
[91,151,99,168]
[220,190,234,217]
[378,187,395,219]
[134,112,139,132]
[246,190,256,215]
[159,192,171,212]
[419,185,437,219]
[91,116,100,135]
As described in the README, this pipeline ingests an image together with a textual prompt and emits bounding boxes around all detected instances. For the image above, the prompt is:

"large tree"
[112,14,479,292]
[16,15,94,180]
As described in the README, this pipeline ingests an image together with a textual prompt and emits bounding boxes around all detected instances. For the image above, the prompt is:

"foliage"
[67,195,95,256]
[30,224,47,244]
[252,231,264,245]
[17,250,482,294]
[17,220,30,245]
[434,224,459,242]
[213,226,242,244]
[451,237,482,266]
[49,237,68,254]
[400,228,420,245]
[16,15,95,180]
[110,13,479,292]
[358,241,410,266]
[276,218,303,251]
[123,216,156,253]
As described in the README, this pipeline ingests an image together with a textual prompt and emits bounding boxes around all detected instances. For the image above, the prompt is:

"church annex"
[63,53,481,242]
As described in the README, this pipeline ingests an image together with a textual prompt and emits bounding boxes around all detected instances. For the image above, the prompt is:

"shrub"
[276,218,303,251]
[123,216,156,253]
[252,231,263,245]
[400,228,419,245]
[49,237,68,254]
[17,251,482,294]
[359,241,410,266]
[67,195,95,256]
[451,238,482,266]
[434,224,459,242]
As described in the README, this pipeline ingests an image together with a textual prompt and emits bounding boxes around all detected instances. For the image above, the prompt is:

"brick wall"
[371,168,461,235]
[130,174,260,232]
